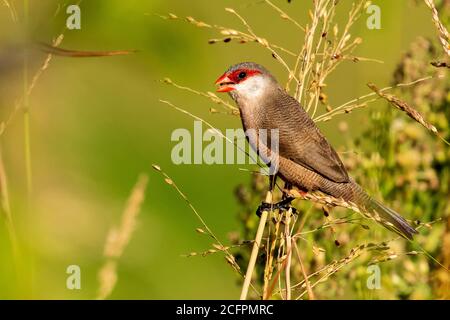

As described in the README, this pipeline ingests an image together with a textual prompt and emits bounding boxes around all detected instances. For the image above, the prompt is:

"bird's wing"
[267,89,350,183]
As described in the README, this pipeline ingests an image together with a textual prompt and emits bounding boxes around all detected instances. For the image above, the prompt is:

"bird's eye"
[238,72,247,79]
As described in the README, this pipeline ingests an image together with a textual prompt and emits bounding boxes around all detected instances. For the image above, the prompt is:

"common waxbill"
[215,62,417,240]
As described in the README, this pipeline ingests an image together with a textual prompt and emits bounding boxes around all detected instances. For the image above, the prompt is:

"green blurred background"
[0,0,443,299]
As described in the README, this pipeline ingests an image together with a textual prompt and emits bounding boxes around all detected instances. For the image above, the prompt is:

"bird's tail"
[364,198,418,240]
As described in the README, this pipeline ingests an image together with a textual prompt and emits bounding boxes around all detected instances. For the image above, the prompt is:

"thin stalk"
[0,145,20,269]
[294,241,315,300]
[263,211,281,297]
[284,209,293,300]
[22,0,34,299]
[240,191,273,300]
[23,111,32,194]
[23,0,32,195]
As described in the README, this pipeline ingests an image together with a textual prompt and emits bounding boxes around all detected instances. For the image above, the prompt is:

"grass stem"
[240,191,272,300]
[23,0,32,195]
[284,209,292,300]
[23,110,32,195]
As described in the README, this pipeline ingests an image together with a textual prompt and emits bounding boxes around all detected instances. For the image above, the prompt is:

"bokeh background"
[0,0,448,299]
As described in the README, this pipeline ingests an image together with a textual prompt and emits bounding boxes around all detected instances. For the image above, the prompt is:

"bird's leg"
[280,182,297,214]
[256,179,298,216]
[256,174,277,217]
[281,182,293,200]
[277,197,297,213]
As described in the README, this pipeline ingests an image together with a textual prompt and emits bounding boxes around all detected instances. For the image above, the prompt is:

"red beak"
[215,73,236,93]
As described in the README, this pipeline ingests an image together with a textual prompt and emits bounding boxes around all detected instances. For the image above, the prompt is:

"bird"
[215,62,417,240]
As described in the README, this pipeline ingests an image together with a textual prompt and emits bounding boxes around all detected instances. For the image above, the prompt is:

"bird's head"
[215,62,278,101]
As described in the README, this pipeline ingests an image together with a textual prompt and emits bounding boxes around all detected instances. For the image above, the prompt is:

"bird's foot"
[256,197,297,217]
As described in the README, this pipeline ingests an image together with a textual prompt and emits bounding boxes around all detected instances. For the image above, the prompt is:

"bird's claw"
[256,197,297,217]
[256,202,272,217]
[280,205,298,215]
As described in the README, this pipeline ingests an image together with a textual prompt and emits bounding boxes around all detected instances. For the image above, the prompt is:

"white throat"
[232,75,271,101]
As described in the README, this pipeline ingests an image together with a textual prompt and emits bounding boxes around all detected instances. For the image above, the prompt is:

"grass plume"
[97,174,148,300]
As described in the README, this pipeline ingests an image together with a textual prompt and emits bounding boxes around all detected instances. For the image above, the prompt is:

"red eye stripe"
[228,69,261,83]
